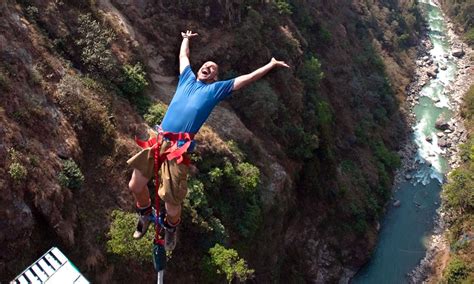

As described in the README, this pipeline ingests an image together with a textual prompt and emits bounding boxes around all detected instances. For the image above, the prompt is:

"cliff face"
[0,0,421,282]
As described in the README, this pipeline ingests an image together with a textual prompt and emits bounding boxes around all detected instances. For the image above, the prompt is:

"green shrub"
[236,162,260,192]
[444,257,469,283]
[466,27,474,46]
[373,141,401,170]
[202,244,254,283]
[275,0,292,15]
[231,80,279,129]
[25,5,39,21]
[58,159,84,190]
[397,33,411,49]
[9,162,27,183]
[76,13,116,74]
[107,210,153,263]
[319,26,332,44]
[298,56,324,91]
[144,102,168,126]
[283,124,319,160]
[121,63,149,95]
[443,168,474,213]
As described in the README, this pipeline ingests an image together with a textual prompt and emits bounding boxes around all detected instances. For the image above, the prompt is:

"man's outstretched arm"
[233,58,289,91]
[179,30,198,74]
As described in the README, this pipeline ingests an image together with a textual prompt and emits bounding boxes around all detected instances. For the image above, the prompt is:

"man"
[127,30,289,251]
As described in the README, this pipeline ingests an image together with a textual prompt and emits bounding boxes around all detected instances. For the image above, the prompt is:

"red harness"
[135,130,195,245]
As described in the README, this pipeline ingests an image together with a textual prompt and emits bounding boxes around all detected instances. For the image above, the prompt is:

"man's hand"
[270,57,290,68]
[181,30,198,39]
[179,30,198,73]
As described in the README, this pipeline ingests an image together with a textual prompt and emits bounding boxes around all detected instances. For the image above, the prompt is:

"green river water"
[352,1,457,283]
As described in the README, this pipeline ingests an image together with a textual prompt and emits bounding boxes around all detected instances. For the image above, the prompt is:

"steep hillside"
[0,0,422,282]
[440,0,474,46]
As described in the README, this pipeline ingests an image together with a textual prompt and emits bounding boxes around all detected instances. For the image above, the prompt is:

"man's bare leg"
[165,203,181,225]
[129,169,152,239]
[129,169,151,208]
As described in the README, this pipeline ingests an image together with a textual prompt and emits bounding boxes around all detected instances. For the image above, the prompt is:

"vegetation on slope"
[440,0,474,46]
[441,85,474,283]
[0,0,424,282]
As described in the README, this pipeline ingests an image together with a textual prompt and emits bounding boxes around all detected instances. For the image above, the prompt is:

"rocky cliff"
[0,0,422,282]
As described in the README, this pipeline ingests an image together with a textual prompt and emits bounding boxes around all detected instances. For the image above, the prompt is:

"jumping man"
[127,30,289,250]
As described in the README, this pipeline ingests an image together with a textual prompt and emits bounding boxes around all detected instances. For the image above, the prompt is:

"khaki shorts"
[127,141,189,206]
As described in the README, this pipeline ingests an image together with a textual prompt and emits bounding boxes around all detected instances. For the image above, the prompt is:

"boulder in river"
[427,68,437,78]
[452,49,465,58]
[435,117,450,130]
[438,138,451,148]
[440,65,447,70]
[425,136,433,143]
[393,200,401,207]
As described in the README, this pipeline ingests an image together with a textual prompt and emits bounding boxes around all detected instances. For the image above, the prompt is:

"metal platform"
[11,247,89,284]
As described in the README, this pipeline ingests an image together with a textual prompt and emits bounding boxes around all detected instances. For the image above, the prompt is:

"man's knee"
[165,203,181,218]
[129,169,149,192]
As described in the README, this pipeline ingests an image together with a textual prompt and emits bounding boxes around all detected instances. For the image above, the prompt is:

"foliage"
[319,26,332,44]
[203,244,254,283]
[58,159,84,190]
[283,124,319,160]
[373,141,401,170]
[144,102,168,127]
[76,13,116,74]
[184,179,228,243]
[0,70,10,91]
[466,28,474,46]
[274,0,292,15]
[442,84,474,281]
[9,162,27,183]
[235,162,260,192]
[7,148,27,183]
[298,56,324,91]
[57,74,116,150]
[397,33,411,49]
[231,80,279,129]
[121,63,149,96]
[107,210,153,263]
[444,257,469,284]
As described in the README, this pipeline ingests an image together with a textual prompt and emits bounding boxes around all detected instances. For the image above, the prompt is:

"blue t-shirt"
[161,65,234,134]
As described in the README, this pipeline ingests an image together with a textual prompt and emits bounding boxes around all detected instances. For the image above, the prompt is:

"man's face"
[197,61,219,83]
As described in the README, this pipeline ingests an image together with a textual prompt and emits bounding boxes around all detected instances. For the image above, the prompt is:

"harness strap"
[134,130,194,245]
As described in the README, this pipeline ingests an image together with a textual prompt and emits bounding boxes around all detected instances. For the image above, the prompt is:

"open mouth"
[202,69,209,76]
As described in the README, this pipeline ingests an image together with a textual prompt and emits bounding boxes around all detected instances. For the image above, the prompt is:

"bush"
[275,0,292,15]
[58,159,84,190]
[444,257,469,283]
[202,244,254,283]
[107,210,153,263]
[144,102,168,127]
[9,162,27,183]
[76,13,116,74]
[466,27,474,46]
[397,33,411,49]
[443,168,474,213]
[236,162,260,192]
[298,56,324,91]
[231,80,279,129]
[121,63,149,95]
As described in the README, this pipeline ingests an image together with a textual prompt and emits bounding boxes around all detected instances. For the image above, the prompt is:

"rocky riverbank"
[406,3,474,283]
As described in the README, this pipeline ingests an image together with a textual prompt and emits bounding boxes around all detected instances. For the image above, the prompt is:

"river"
[351,1,457,283]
